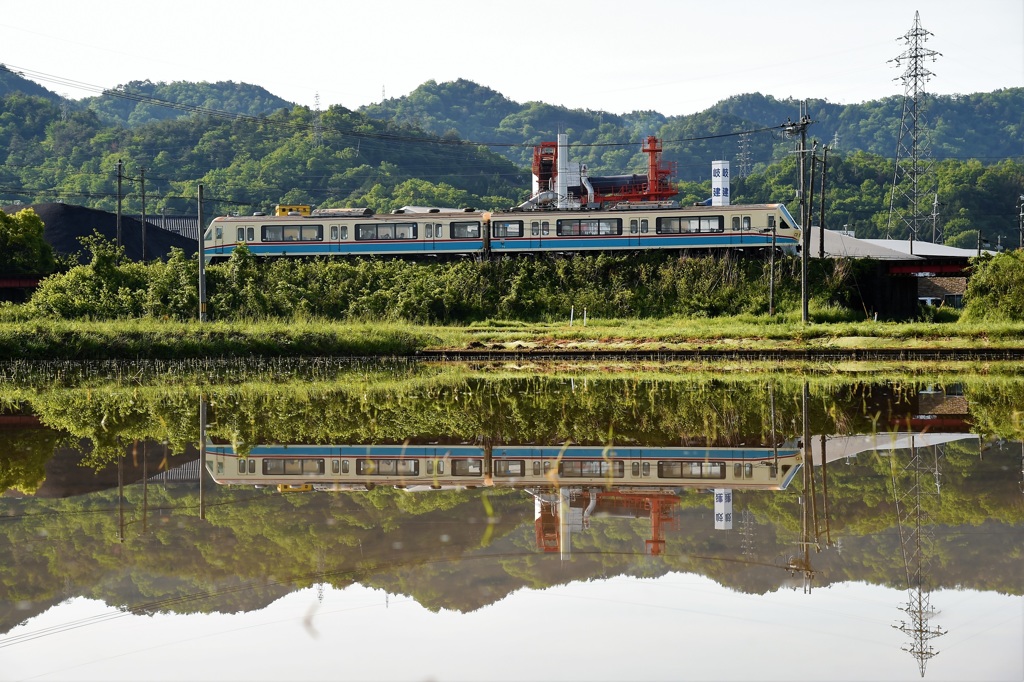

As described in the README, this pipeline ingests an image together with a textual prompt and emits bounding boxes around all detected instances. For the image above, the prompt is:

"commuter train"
[201,202,801,263]
[204,442,803,492]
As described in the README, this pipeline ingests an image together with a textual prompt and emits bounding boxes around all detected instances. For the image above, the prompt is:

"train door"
[628,218,645,249]
[426,222,439,253]
[213,222,225,250]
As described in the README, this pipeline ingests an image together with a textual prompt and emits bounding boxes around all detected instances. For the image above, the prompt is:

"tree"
[961,251,1024,321]
[0,208,55,275]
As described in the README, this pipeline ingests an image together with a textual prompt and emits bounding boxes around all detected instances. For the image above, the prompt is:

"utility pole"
[140,167,147,261]
[197,184,207,322]
[784,112,813,324]
[818,146,829,260]
[116,159,123,248]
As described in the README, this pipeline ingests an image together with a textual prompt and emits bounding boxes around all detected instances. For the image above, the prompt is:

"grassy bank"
[3,315,1024,361]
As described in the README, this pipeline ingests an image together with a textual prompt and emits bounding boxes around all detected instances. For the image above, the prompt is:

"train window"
[742,216,751,230]
[332,459,340,474]
[330,225,338,240]
[542,221,550,236]
[249,459,256,474]
[533,461,541,476]
[556,219,622,236]
[437,461,444,474]
[426,224,433,239]
[642,462,650,476]
[452,459,483,476]
[451,222,480,239]
[531,221,540,236]
[494,460,525,476]
[558,460,625,478]
[767,215,776,229]
[215,226,223,240]
[629,219,639,234]
[657,217,682,234]
[658,461,726,479]
[640,219,648,233]
[734,463,743,478]
[732,216,741,230]
[342,460,349,474]
[354,222,418,240]
[246,227,255,241]
[263,458,325,475]
[355,459,419,475]
[238,459,246,474]
[436,224,443,238]
[745,463,753,478]
[492,220,523,238]
[341,226,348,239]
[426,459,433,475]
[543,461,551,474]
[237,227,245,242]
[632,461,640,476]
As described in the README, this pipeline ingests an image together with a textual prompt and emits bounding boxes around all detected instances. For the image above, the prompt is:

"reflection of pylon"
[739,509,756,558]
[890,437,946,677]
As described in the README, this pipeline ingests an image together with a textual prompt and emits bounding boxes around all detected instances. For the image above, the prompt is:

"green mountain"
[359,80,1024,181]
[81,79,294,126]
[1,69,1022,244]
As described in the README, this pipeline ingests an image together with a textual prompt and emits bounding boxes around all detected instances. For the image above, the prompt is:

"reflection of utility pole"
[788,380,815,592]
[890,435,946,677]
[199,396,207,520]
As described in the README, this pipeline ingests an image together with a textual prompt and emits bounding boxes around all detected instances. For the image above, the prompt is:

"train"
[201,202,801,263]
[200,135,801,262]
[203,442,803,492]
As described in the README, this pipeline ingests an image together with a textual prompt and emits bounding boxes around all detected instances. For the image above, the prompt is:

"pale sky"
[4,578,1022,681]
[2,0,1022,119]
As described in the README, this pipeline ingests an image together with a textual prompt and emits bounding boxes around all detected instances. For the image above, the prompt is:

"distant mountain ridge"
[6,66,1021,176]
[358,80,1024,180]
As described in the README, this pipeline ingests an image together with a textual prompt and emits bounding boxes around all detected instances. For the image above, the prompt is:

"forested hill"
[359,79,1024,180]
[80,80,294,126]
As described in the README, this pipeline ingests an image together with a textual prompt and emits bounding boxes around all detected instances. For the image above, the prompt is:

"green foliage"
[961,251,1024,322]
[0,208,55,275]
[29,233,148,319]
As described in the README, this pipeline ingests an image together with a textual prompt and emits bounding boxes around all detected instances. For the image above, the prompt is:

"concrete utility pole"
[140,167,146,261]
[197,184,207,322]
[784,112,813,324]
[116,159,123,248]
[818,146,829,259]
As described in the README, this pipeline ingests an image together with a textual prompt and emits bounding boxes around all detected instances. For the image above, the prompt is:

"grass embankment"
[3,314,1024,361]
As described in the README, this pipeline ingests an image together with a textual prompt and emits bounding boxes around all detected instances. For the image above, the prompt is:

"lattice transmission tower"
[890,439,946,677]
[886,12,942,243]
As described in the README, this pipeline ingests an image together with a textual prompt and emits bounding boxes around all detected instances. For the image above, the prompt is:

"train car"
[204,442,803,492]
[202,202,799,262]
[202,207,487,263]
[486,202,800,254]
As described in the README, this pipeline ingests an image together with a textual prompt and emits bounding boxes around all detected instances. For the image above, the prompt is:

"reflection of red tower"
[533,490,679,555]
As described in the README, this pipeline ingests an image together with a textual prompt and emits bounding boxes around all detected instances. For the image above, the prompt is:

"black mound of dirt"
[1,203,198,264]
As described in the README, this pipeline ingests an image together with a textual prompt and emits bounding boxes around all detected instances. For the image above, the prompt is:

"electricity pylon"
[886,11,941,244]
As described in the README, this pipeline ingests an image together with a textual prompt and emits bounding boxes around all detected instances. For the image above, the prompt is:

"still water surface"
[1,363,1022,681]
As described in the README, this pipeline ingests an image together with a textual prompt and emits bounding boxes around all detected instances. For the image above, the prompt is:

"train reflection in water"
[204,441,803,558]
[204,442,803,493]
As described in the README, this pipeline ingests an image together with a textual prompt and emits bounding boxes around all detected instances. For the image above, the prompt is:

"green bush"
[961,252,1024,322]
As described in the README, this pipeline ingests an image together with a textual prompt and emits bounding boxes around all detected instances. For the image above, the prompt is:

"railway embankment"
[3,318,1024,363]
